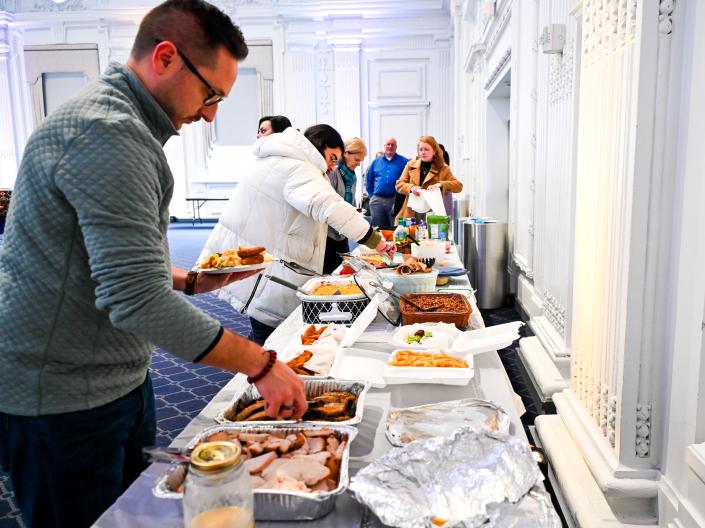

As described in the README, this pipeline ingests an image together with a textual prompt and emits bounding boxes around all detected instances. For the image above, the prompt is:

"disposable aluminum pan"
[154,423,358,521]
[385,398,511,447]
[215,378,371,426]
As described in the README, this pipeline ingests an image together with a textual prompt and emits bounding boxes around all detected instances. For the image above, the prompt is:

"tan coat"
[395,159,463,221]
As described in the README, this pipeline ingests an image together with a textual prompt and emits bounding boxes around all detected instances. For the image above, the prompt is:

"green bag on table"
[426,215,449,240]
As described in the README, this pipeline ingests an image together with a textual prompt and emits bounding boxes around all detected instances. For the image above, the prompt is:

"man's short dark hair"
[131,0,248,68]
[304,124,344,157]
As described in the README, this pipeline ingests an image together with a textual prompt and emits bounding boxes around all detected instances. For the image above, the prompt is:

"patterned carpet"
[0,224,539,527]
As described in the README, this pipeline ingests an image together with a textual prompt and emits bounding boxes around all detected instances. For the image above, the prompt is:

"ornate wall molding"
[543,289,566,338]
[548,35,575,104]
[582,0,638,68]
[463,42,485,73]
[636,403,652,457]
[483,46,510,91]
[484,0,511,57]
[658,0,674,36]
[314,48,333,123]
[29,0,85,12]
[512,253,534,280]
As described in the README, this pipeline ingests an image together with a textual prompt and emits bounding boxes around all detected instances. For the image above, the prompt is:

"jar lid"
[190,441,242,471]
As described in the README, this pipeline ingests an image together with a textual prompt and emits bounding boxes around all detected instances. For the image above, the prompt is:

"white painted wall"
[0,0,454,219]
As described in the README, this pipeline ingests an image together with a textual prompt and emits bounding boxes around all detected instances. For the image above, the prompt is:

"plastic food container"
[297,277,370,326]
[411,240,446,261]
[377,269,439,295]
[400,292,473,329]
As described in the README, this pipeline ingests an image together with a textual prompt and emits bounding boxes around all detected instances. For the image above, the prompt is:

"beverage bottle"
[440,232,451,254]
[418,220,428,241]
[393,218,408,244]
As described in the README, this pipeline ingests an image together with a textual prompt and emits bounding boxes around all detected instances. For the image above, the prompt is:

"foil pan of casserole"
[153,423,358,521]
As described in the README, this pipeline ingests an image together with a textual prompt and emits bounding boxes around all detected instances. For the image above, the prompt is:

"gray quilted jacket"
[0,62,221,416]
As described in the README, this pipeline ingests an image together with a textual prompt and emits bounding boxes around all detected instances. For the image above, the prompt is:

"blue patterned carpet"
[0,224,537,527]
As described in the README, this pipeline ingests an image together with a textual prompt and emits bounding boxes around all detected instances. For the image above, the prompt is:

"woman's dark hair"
[131,0,248,67]
[303,124,344,157]
[258,115,292,134]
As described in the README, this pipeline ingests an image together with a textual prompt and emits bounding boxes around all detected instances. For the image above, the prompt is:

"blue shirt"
[365,154,408,197]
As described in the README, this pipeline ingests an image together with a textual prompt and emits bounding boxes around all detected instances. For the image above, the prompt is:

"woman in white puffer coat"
[199,124,395,344]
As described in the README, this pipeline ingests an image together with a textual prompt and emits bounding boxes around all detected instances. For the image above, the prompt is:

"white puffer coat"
[199,128,375,327]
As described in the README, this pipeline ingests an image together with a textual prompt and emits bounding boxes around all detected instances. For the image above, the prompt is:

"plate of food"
[384,349,474,386]
[196,246,275,274]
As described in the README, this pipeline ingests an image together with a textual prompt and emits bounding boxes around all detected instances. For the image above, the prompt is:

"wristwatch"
[184,270,199,296]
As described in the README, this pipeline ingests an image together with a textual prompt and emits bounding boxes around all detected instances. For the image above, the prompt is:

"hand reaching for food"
[375,240,396,260]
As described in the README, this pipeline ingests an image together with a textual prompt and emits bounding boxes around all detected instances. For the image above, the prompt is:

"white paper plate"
[196,260,273,274]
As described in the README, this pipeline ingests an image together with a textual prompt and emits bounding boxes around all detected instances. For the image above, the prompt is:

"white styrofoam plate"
[328,347,474,387]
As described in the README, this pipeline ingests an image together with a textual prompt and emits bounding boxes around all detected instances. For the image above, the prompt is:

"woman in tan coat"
[395,135,463,222]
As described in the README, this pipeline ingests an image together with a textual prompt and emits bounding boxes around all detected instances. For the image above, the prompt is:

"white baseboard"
[517,274,543,319]
[535,414,657,527]
[518,336,569,401]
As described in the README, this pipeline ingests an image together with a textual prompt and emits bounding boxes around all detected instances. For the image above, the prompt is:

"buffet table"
[95,251,529,528]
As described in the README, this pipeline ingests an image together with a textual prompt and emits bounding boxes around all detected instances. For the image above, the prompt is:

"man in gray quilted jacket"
[0,1,306,526]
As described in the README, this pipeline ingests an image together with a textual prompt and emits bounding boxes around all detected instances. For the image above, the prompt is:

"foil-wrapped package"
[483,487,561,527]
[385,398,510,446]
[350,427,545,528]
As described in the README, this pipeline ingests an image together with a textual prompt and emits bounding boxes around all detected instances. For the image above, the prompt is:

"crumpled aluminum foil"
[350,427,547,528]
[385,398,510,446]
[482,487,561,527]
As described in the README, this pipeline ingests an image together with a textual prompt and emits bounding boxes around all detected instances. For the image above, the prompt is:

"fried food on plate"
[242,254,265,265]
[287,350,316,375]
[300,324,328,345]
[237,246,266,258]
[389,350,468,368]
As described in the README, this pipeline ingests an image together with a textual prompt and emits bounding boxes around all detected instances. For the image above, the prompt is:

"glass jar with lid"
[183,440,254,528]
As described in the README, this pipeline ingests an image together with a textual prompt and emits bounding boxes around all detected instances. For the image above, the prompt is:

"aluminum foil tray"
[215,378,370,426]
[385,398,511,447]
[350,427,544,528]
[154,423,358,521]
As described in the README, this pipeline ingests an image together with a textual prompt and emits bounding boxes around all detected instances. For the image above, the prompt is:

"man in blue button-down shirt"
[365,137,409,228]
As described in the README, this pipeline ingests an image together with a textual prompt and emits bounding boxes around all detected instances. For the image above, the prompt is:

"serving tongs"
[368,280,441,312]
[279,258,323,277]
[143,445,192,464]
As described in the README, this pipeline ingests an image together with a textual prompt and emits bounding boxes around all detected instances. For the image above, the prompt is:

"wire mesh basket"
[298,277,371,326]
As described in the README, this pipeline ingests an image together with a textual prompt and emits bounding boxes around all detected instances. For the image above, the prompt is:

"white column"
[0,11,17,188]
[518,0,579,401]
[435,38,453,149]
[332,41,361,138]
[536,0,682,523]
[314,45,334,126]
[509,0,538,280]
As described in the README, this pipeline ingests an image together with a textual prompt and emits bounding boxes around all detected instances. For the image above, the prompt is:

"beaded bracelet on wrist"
[247,350,277,384]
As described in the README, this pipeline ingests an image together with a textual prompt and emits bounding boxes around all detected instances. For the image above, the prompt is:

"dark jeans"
[322,236,350,275]
[249,316,276,346]
[0,374,156,528]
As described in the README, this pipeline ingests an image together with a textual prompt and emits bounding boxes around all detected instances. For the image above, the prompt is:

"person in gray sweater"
[0,1,305,526]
